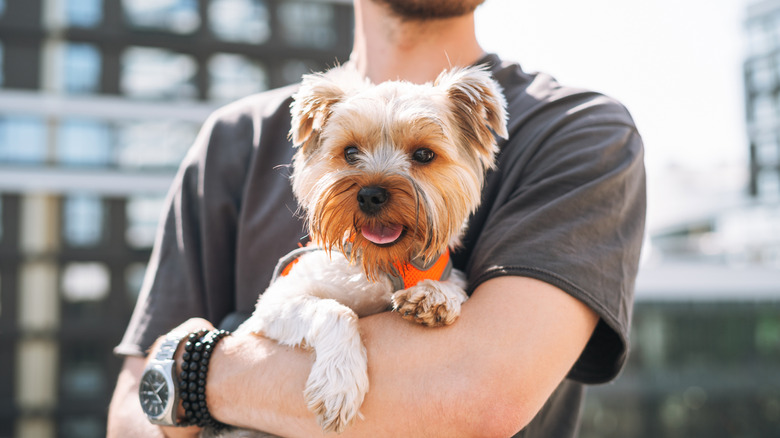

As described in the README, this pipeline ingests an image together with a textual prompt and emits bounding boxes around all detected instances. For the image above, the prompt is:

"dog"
[210,64,507,436]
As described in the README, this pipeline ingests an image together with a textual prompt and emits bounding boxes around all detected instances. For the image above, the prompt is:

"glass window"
[208,53,268,102]
[65,0,103,27]
[61,262,110,302]
[748,58,775,93]
[126,195,166,249]
[209,0,270,44]
[57,119,112,166]
[125,262,146,302]
[0,41,4,87]
[116,121,196,168]
[0,117,47,164]
[747,20,772,57]
[757,169,780,199]
[61,42,102,94]
[63,195,105,247]
[751,94,775,124]
[61,347,106,399]
[61,416,104,438]
[121,46,198,100]
[756,132,779,166]
[281,59,318,85]
[278,2,337,49]
[122,0,200,34]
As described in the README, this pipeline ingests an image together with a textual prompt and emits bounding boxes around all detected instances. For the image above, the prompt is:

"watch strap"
[155,331,188,361]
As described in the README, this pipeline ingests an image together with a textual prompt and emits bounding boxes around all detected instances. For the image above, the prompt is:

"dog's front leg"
[391,270,469,327]
[238,280,369,434]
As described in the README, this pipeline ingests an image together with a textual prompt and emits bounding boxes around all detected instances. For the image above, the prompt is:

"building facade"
[745,0,780,200]
[0,1,352,436]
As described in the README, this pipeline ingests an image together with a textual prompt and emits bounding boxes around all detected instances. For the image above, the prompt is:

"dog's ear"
[435,66,508,168]
[289,67,366,155]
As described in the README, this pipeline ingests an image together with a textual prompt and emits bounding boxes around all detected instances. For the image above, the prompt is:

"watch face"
[139,368,170,418]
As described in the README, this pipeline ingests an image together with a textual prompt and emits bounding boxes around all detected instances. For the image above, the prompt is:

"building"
[745,0,780,200]
[0,1,353,436]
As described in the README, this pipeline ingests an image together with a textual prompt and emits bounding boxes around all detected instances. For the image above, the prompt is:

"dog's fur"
[208,64,507,437]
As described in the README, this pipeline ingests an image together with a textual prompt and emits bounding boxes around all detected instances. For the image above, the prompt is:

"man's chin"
[371,0,486,20]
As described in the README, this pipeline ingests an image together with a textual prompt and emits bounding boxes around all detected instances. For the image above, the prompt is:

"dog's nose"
[357,186,389,214]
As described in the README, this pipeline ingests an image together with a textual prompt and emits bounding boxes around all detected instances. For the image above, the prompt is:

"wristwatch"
[139,331,187,426]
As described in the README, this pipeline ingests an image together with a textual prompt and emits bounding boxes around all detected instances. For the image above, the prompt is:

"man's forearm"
[205,276,599,437]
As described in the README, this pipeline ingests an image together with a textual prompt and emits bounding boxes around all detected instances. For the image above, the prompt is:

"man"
[107,0,645,436]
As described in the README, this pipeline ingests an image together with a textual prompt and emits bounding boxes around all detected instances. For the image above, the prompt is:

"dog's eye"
[344,146,359,164]
[412,148,435,164]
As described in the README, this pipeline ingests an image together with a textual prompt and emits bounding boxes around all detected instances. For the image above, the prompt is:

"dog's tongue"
[361,223,403,245]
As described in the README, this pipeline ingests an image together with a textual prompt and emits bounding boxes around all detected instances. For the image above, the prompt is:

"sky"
[474,0,750,230]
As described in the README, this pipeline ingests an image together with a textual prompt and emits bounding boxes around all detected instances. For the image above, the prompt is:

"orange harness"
[273,246,452,291]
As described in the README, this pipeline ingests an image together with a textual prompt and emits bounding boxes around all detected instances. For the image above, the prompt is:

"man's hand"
[108,318,215,438]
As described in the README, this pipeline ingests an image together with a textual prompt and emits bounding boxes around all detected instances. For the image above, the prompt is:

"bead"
[175,329,231,430]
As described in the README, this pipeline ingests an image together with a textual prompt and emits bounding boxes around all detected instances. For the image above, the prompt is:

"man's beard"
[372,0,486,20]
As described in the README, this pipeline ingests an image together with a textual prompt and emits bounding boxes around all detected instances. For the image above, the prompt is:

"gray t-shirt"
[116,54,646,437]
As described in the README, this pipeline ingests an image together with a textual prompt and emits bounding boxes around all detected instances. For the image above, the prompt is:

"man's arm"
[211,275,597,436]
[108,276,598,437]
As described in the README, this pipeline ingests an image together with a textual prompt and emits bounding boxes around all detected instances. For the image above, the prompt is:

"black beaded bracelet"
[178,329,230,429]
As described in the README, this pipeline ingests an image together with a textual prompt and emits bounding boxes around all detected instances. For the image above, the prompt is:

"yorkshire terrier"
[217,64,507,436]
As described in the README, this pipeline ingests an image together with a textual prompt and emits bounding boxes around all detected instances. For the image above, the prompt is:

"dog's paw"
[303,348,368,433]
[392,279,463,327]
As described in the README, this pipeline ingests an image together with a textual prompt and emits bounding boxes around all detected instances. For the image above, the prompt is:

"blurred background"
[0,0,777,437]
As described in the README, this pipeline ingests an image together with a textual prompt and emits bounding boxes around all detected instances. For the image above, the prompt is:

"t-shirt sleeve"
[465,94,646,384]
[114,103,255,357]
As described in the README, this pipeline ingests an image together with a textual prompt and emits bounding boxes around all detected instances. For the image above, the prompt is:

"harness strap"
[272,246,452,291]
[388,250,452,291]
[271,246,321,283]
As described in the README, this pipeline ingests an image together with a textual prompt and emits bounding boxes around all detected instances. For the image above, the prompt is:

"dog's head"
[289,64,508,279]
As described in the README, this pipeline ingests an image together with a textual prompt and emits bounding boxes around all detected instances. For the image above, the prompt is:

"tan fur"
[219,64,508,437]
[290,64,507,278]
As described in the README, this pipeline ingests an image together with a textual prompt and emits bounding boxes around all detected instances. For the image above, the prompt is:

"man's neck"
[350,0,486,84]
